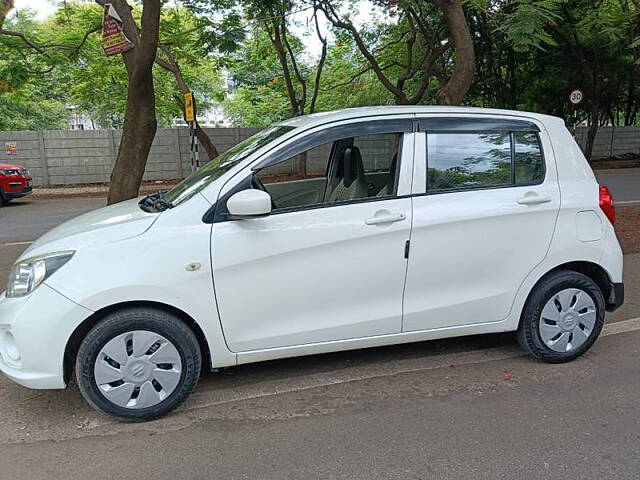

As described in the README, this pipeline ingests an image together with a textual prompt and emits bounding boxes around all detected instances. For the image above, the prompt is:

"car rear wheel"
[76,308,202,422]
[517,270,605,363]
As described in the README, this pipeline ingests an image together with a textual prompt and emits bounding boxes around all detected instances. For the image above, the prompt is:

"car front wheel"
[517,270,605,363]
[76,308,202,422]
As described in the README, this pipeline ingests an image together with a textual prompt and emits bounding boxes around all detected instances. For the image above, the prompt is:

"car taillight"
[599,185,615,226]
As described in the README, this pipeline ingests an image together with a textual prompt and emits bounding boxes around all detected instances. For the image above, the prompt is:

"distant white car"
[0,107,624,421]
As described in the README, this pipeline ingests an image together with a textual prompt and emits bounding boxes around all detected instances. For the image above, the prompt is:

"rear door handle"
[517,194,552,205]
[365,212,406,225]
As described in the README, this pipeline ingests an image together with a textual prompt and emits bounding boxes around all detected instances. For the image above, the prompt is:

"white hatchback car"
[0,107,624,421]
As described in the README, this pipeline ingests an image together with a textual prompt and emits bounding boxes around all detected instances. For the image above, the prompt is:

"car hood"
[22,198,159,259]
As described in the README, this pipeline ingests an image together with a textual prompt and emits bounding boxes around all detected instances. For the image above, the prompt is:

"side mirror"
[226,189,272,219]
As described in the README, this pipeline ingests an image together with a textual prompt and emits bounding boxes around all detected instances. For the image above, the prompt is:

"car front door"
[211,119,414,352]
[403,116,561,332]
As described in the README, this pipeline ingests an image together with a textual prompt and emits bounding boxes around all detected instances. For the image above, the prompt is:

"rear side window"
[427,133,511,191]
[514,132,544,185]
[426,131,544,193]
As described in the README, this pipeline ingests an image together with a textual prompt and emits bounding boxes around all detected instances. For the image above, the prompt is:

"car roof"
[0,163,25,169]
[277,106,561,129]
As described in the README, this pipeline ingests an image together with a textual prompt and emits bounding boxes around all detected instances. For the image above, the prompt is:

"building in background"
[67,105,96,130]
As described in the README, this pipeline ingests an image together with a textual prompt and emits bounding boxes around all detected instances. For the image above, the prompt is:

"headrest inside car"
[341,146,362,187]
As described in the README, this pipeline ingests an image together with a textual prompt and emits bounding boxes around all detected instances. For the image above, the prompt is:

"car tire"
[76,307,202,422]
[0,191,6,206]
[517,270,605,363]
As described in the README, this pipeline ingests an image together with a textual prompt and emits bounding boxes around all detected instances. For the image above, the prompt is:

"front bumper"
[606,282,624,312]
[4,185,32,199]
[0,285,92,389]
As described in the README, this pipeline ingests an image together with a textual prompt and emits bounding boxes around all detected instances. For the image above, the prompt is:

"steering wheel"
[251,174,277,210]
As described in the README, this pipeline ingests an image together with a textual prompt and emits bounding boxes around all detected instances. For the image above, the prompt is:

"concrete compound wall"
[0,128,261,187]
[571,126,640,160]
[0,126,638,187]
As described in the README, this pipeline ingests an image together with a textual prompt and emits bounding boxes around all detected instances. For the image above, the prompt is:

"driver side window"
[255,132,403,211]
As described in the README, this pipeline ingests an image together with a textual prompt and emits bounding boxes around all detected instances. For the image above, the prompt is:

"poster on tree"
[101,3,134,56]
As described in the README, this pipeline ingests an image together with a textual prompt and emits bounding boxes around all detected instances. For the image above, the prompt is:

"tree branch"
[428,0,475,105]
[325,63,399,90]
[319,0,407,103]
[281,19,307,112]
[0,22,100,61]
[309,4,327,114]
[137,0,161,70]
[0,28,47,55]
[265,16,301,115]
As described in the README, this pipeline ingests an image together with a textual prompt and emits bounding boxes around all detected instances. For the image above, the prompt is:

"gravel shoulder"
[617,207,640,254]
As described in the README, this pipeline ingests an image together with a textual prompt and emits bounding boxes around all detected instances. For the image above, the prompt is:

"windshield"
[163,125,295,206]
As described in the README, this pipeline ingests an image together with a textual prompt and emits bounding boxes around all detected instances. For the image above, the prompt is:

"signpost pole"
[193,120,199,171]
[189,121,195,173]
[184,92,198,173]
[569,89,584,139]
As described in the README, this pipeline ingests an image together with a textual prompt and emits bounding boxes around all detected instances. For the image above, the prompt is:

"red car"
[0,162,33,205]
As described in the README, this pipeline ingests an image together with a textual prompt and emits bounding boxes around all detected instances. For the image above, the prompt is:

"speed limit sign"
[569,89,584,105]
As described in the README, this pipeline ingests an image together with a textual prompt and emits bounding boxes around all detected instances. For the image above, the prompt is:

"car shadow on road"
[0,199,32,208]
[197,332,519,391]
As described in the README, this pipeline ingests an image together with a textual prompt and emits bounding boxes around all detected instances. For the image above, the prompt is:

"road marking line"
[602,317,640,336]
[2,241,32,246]
[617,200,640,206]
[186,316,640,412]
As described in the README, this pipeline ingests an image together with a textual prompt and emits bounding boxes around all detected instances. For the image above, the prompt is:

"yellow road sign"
[184,92,195,122]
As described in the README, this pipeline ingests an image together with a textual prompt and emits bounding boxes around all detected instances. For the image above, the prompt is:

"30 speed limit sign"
[569,89,584,105]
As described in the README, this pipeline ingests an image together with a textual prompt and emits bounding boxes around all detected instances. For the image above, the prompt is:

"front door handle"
[517,194,552,205]
[365,212,406,225]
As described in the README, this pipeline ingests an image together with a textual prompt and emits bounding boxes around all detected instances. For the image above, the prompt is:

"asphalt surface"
[0,196,105,244]
[0,187,639,479]
[594,167,640,204]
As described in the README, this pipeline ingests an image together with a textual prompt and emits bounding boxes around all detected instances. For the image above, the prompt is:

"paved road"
[1,196,640,479]
[0,196,105,244]
[594,168,640,204]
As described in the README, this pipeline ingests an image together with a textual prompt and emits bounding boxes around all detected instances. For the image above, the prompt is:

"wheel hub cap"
[539,288,597,353]
[94,330,182,409]
[562,312,577,330]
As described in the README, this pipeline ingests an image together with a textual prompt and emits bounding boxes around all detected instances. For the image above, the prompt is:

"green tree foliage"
[466,0,639,159]
[223,26,397,126]
[0,8,69,130]
[0,4,224,130]
[1,0,639,138]
[56,3,224,128]
[469,0,639,124]
[223,0,638,135]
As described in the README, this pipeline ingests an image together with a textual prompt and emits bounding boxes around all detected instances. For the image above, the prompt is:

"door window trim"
[207,122,415,223]
[421,130,546,196]
[417,116,540,132]
[251,119,413,171]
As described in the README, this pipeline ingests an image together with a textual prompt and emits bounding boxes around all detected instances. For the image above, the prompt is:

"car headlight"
[6,251,75,298]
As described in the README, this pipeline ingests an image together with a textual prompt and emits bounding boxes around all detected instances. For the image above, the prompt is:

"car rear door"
[403,116,561,332]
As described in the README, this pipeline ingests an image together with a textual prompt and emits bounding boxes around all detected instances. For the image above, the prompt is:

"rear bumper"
[606,282,624,312]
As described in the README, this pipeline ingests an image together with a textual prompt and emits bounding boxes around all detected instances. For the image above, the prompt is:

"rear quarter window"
[514,132,544,185]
